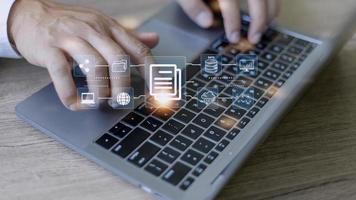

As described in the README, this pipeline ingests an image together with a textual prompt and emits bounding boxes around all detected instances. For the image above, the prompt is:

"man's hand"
[8,0,159,111]
[177,0,280,44]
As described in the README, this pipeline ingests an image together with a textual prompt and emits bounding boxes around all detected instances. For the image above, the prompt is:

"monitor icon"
[81,92,95,105]
[239,59,255,72]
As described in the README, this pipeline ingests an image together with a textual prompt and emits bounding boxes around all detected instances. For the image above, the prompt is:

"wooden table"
[1,0,356,199]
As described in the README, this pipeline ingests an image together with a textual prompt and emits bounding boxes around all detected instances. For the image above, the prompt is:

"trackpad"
[138,20,210,62]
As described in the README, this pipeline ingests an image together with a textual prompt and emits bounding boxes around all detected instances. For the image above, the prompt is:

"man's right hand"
[8,0,159,111]
[177,0,280,44]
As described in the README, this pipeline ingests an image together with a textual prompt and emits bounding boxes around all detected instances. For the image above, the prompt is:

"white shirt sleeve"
[0,0,21,58]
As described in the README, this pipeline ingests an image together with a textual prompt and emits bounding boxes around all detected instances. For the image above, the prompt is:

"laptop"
[15,2,356,200]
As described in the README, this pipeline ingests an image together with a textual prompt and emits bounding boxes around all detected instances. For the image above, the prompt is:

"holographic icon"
[204,56,219,74]
[112,88,134,109]
[236,54,258,77]
[111,59,128,73]
[81,92,95,105]
[201,90,217,105]
[116,92,131,106]
[149,64,182,101]
[201,55,222,76]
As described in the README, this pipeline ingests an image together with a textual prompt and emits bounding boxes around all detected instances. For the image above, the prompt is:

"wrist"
[8,0,23,47]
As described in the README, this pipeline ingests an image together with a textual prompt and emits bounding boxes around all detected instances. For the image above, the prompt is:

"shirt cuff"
[0,0,21,59]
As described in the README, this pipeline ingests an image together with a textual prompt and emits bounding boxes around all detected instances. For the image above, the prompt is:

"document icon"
[149,64,182,101]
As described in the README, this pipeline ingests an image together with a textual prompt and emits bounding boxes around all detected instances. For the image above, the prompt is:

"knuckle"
[136,44,151,56]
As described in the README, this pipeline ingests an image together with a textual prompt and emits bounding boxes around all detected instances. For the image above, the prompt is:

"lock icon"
[111,59,128,73]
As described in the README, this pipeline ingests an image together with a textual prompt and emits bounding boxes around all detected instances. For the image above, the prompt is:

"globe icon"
[116,92,131,106]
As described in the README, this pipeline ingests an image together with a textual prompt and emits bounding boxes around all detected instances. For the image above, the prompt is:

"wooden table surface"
[1,0,356,200]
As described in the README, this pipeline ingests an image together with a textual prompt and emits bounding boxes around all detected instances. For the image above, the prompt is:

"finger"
[177,0,214,28]
[247,0,268,44]
[82,30,132,106]
[135,32,159,48]
[57,37,110,100]
[45,49,79,111]
[218,0,241,43]
[110,24,154,66]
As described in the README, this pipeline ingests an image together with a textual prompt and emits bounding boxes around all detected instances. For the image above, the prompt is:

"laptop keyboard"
[94,21,317,191]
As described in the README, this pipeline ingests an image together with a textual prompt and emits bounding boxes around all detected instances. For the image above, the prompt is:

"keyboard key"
[203,126,226,142]
[207,81,225,93]
[272,61,288,72]
[247,107,260,118]
[96,133,118,150]
[280,53,296,63]
[295,39,310,47]
[181,149,204,166]
[111,128,150,158]
[216,94,233,108]
[263,69,281,80]
[225,106,246,120]
[204,151,219,164]
[180,177,195,191]
[150,130,173,146]
[255,77,273,90]
[203,104,225,118]
[216,139,230,152]
[276,34,294,46]
[140,117,163,132]
[266,88,278,98]
[187,79,205,91]
[135,104,156,116]
[157,147,180,163]
[275,79,286,88]
[226,129,240,140]
[257,60,269,70]
[288,46,303,55]
[244,87,264,100]
[193,138,215,153]
[238,117,251,129]
[186,99,206,113]
[221,55,233,64]
[195,73,211,83]
[269,44,284,53]
[108,123,132,138]
[153,108,175,121]
[235,95,256,110]
[211,38,229,51]
[283,70,294,79]
[261,52,277,62]
[128,142,160,167]
[262,29,278,42]
[224,86,244,97]
[193,113,215,128]
[256,97,269,108]
[122,112,144,127]
[192,164,207,177]
[145,159,168,177]
[235,76,253,88]
[181,124,204,140]
[215,115,237,131]
[162,119,184,135]
[174,108,195,124]
[256,41,268,50]
[163,162,191,186]
[170,135,193,151]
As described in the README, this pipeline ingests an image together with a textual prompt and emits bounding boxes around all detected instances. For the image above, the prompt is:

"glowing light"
[155,95,172,106]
